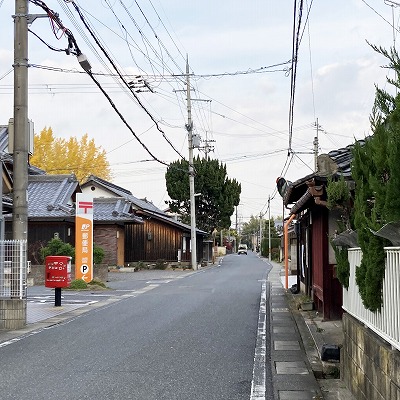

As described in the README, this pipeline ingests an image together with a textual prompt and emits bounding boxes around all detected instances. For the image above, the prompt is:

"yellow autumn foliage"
[30,127,112,183]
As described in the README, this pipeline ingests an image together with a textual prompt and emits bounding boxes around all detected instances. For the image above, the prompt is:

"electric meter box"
[45,256,72,288]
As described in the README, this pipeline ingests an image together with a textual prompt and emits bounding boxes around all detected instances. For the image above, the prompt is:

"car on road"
[238,244,248,255]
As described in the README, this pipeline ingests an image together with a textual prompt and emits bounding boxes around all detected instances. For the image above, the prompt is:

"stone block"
[390,381,400,400]
[390,350,400,385]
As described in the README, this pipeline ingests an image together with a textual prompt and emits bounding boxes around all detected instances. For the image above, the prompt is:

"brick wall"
[94,225,121,266]
[342,313,400,400]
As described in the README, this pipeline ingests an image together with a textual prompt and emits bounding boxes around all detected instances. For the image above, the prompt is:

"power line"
[306,0,316,121]
[29,0,171,166]
[288,0,304,153]
[7,61,292,80]
[146,0,187,64]
[361,0,400,33]
[66,0,186,160]
[130,0,184,73]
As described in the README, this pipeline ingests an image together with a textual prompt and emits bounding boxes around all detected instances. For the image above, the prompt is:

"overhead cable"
[28,0,169,166]
[288,0,304,155]
[64,0,185,160]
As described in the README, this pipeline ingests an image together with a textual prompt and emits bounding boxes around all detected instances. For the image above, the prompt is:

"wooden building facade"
[278,141,362,320]
[82,176,207,266]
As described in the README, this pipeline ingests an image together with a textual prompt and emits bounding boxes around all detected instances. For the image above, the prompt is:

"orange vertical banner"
[75,193,93,282]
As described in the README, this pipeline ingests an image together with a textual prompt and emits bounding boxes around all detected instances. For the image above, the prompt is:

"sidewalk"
[266,259,355,400]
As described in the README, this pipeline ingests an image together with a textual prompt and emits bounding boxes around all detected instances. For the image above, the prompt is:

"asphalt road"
[1,252,271,400]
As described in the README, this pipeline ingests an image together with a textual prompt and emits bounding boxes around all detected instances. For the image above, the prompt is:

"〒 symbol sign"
[76,193,93,283]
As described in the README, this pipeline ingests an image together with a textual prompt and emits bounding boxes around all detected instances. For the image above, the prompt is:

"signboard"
[75,193,93,283]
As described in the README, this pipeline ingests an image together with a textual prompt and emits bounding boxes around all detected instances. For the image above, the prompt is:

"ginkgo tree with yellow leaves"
[30,127,112,183]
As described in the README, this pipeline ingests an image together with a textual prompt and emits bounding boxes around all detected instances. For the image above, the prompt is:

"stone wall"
[342,313,400,400]
[27,264,108,286]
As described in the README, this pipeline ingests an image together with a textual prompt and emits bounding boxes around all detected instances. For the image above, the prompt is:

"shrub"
[93,243,105,264]
[332,245,350,289]
[327,175,350,210]
[39,238,105,266]
[88,280,106,288]
[155,259,167,270]
[40,238,75,263]
[69,279,88,289]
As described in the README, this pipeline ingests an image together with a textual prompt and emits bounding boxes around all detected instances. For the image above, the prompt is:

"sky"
[0,0,398,229]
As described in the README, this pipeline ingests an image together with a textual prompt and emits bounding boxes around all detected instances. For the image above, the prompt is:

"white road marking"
[250,280,267,400]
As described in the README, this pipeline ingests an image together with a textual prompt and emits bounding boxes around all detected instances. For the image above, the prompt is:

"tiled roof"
[82,175,207,235]
[28,174,78,219]
[93,197,143,223]
[25,174,142,224]
[0,125,45,176]
[0,126,9,153]
[284,138,369,207]
[82,175,164,214]
[318,138,369,178]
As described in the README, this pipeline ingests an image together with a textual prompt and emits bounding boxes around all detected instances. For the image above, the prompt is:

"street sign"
[75,193,93,283]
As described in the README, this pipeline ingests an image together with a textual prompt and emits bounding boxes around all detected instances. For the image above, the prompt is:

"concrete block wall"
[0,299,26,330]
[28,264,108,286]
[342,313,400,400]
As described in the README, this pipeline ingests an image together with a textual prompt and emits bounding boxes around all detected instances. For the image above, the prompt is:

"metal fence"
[343,247,400,351]
[0,240,27,299]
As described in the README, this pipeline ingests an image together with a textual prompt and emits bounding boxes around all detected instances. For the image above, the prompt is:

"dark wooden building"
[82,176,207,265]
[279,142,363,320]
[4,174,142,267]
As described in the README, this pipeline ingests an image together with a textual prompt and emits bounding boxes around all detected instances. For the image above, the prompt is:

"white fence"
[343,247,400,351]
[0,240,27,299]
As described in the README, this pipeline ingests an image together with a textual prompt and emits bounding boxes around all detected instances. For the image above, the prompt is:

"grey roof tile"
[82,175,164,214]
[283,138,369,207]
[28,174,78,219]
[93,197,143,223]
[82,175,206,234]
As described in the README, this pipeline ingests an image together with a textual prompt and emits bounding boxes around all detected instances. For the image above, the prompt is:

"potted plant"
[300,295,314,311]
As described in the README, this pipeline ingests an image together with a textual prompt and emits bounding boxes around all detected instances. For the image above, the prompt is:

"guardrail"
[343,247,400,351]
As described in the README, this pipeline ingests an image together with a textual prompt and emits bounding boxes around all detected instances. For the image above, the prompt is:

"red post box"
[45,256,72,288]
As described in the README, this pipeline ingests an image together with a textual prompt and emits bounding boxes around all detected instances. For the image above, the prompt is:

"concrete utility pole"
[385,0,400,93]
[13,0,29,241]
[313,118,322,173]
[185,57,197,271]
[259,212,262,252]
[268,196,271,262]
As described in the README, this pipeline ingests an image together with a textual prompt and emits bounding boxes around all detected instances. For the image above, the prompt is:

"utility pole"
[268,196,271,262]
[185,56,197,271]
[258,212,262,253]
[385,0,400,93]
[13,0,29,242]
[313,118,322,172]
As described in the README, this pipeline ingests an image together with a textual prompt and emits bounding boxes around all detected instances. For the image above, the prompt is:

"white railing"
[343,247,400,351]
[0,240,27,299]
